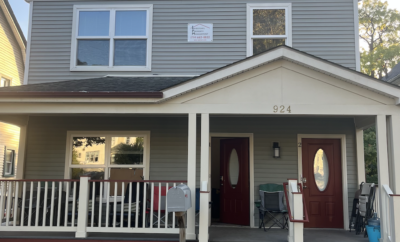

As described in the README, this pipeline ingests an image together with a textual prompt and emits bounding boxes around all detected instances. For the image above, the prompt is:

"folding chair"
[355,182,376,235]
[258,183,288,232]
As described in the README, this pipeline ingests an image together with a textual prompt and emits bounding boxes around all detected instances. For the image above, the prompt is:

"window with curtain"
[71,5,152,71]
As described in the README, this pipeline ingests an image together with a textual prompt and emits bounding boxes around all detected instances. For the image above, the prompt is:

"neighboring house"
[383,62,400,84]
[0,0,26,178]
[0,0,399,242]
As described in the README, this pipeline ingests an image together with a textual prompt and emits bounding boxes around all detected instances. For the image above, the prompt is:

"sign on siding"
[188,23,213,42]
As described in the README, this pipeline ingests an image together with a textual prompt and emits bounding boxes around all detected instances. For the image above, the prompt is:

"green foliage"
[73,137,106,147]
[364,127,378,183]
[111,137,144,165]
[359,0,400,79]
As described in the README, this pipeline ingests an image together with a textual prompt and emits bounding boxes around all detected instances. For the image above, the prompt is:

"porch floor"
[0,227,369,242]
[208,226,369,242]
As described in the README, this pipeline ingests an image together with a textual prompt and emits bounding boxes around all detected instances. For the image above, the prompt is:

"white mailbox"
[167,184,192,212]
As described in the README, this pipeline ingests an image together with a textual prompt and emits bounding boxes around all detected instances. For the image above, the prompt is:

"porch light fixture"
[273,142,280,158]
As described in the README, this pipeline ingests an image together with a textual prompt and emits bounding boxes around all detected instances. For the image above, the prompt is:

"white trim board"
[209,133,255,228]
[297,134,349,230]
[22,1,33,85]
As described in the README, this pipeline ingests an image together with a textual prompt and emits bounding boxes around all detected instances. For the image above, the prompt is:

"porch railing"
[381,184,400,242]
[0,179,79,231]
[0,178,186,237]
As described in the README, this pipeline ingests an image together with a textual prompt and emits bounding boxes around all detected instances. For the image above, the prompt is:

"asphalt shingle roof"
[0,76,193,93]
[383,63,400,82]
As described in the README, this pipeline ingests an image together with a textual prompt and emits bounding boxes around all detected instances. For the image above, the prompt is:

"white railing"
[0,178,186,237]
[381,184,400,242]
[284,180,309,242]
[0,179,79,232]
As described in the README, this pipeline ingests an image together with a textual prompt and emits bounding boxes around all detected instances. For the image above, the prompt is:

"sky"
[7,0,400,41]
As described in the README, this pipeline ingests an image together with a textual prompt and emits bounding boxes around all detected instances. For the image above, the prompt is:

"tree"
[359,0,400,79]
[364,127,378,183]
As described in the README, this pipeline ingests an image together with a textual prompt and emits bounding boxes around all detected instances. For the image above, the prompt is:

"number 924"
[273,105,291,113]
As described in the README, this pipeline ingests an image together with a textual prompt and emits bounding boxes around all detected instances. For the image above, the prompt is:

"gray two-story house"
[0,0,399,241]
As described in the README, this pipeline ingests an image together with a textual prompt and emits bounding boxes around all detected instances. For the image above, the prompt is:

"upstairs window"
[0,77,11,87]
[247,3,292,56]
[70,5,153,71]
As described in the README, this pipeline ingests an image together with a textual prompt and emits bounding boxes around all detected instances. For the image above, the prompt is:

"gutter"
[0,92,163,98]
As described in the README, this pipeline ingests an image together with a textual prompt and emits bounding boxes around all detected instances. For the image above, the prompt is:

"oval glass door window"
[313,149,329,191]
[229,149,240,188]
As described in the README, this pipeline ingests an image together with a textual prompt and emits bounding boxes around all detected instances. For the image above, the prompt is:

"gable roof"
[0,0,26,61]
[161,45,400,104]
[383,62,400,84]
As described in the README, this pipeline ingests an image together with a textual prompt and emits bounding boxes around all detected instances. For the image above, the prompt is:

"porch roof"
[0,76,192,98]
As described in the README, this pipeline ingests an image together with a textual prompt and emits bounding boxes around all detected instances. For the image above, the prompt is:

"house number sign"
[273,105,291,113]
[188,23,213,42]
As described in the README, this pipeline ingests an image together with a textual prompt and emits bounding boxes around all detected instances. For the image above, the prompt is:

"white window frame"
[64,131,151,180]
[0,77,11,87]
[3,148,15,177]
[70,5,153,72]
[246,3,292,57]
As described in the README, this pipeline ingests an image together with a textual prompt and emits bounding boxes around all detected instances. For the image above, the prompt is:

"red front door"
[302,138,344,228]
[220,138,250,226]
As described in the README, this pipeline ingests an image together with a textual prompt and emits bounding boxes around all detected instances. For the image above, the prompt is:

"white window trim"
[246,3,292,57]
[64,131,151,180]
[70,4,153,72]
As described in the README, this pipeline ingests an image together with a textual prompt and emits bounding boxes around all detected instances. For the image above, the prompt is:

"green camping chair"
[257,183,288,231]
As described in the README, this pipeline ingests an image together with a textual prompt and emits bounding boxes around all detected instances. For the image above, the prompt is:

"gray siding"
[28,0,357,84]
[25,116,357,225]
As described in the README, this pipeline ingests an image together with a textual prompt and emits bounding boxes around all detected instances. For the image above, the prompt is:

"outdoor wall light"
[273,142,280,158]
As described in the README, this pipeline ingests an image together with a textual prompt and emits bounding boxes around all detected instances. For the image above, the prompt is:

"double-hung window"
[70,5,153,71]
[247,3,292,56]
[3,148,15,177]
[66,131,150,181]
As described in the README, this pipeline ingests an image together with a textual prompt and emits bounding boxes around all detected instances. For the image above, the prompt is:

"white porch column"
[76,176,90,238]
[387,115,400,193]
[356,129,366,185]
[186,113,196,240]
[199,113,210,242]
[16,125,28,179]
[376,115,390,242]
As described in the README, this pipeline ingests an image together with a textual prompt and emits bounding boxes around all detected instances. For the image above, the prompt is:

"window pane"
[253,9,285,35]
[78,11,110,36]
[5,150,13,162]
[253,38,285,55]
[77,40,109,66]
[115,11,147,36]
[114,40,146,66]
[314,149,330,191]
[110,137,144,165]
[228,148,239,188]
[71,168,105,180]
[72,137,106,165]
